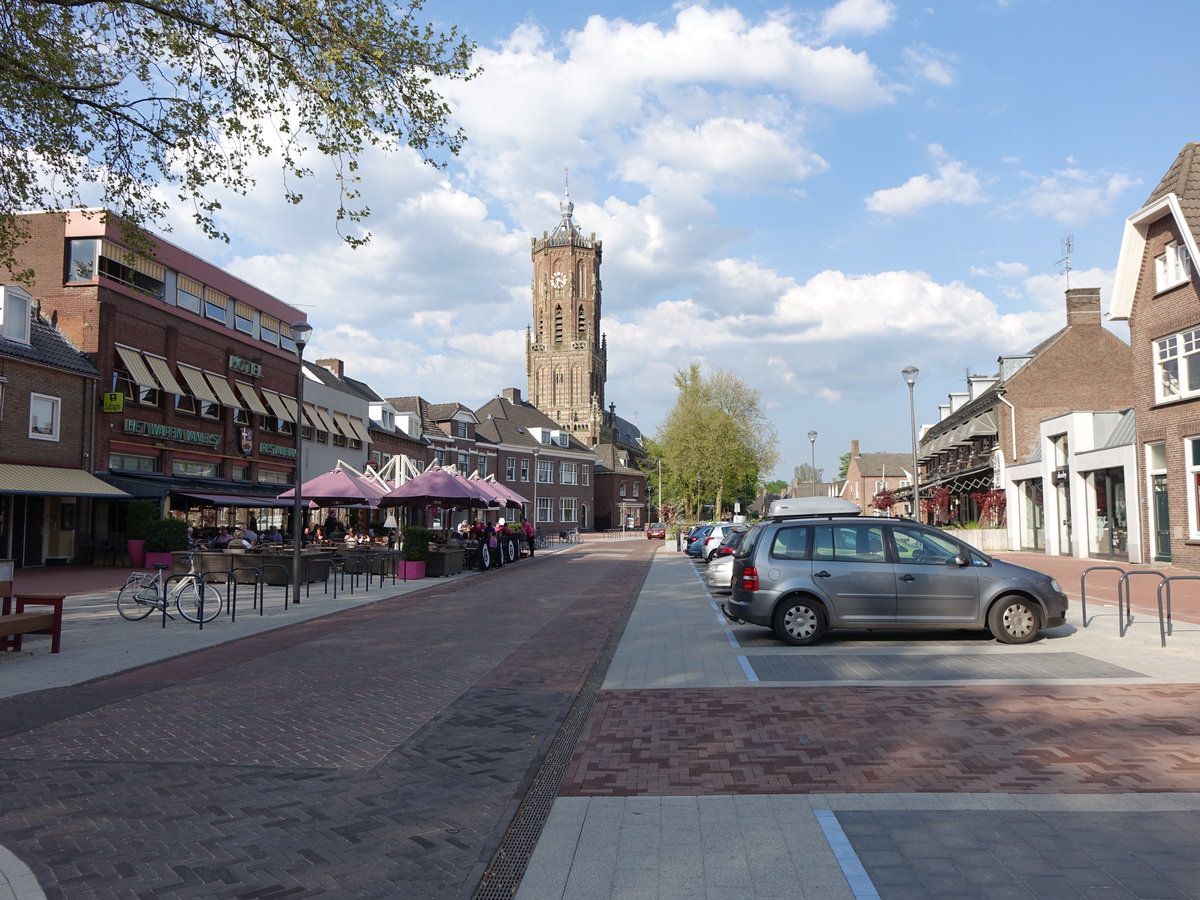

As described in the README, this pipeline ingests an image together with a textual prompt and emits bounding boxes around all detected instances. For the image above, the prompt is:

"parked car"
[646,523,666,539]
[685,524,715,558]
[721,497,1068,646]
[701,523,745,561]
[704,531,746,592]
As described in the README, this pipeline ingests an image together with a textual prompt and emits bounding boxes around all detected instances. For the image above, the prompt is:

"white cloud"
[865,146,985,216]
[970,261,1031,279]
[903,44,956,86]
[820,0,897,38]
[1017,167,1141,227]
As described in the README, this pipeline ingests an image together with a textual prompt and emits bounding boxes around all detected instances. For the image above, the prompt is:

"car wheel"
[988,596,1041,644]
[772,596,827,646]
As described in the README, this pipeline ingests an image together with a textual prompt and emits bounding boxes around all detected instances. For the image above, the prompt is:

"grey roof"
[475,396,594,454]
[592,441,642,475]
[853,452,911,478]
[1103,408,1137,449]
[0,309,98,377]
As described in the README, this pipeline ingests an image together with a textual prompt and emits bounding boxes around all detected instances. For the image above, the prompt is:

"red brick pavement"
[560,685,1200,796]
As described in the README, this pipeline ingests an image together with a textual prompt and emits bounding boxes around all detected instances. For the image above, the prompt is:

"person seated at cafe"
[231,529,253,550]
[239,522,258,545]
[268,526,283,543]
[215,527,233,548]
[343,529,359,548]
[313,526,326,544]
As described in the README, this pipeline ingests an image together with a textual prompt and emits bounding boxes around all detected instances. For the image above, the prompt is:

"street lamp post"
[807,430,817,497]
[290,320,313,609]
[902,365,919,521]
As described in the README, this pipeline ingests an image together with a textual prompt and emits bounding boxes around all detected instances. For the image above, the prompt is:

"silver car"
[721,498,1068,645]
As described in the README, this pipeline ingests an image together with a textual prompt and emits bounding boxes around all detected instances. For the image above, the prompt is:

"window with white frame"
[521,459,530,482]
[434,449,446,466]
[454,421,469,438]
[560,461,577,484]
[537,459,553,483]
[29,393,60,440]
[560,496,577,522]
[506,457,516,481]
[537,496,553,523]
[1189,437,1200,539]
[0,378,5,420]
[619,481,626,497]
[632,481,639,497]
[581,465,589,486]
[1155,328,1200,401]
[478,456,488,477]
[1156,241,1191,293]
[0,286,31,344]
[456,452,469,473]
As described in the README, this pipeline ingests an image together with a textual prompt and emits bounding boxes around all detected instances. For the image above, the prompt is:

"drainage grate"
[472,594,635,900]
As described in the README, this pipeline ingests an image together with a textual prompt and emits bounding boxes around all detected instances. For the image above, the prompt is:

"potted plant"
[125,499,157,569]
[144,518,189,569]
[400,525,432,579]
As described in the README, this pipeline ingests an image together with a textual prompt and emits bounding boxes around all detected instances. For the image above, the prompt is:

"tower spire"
[560,167,573,222]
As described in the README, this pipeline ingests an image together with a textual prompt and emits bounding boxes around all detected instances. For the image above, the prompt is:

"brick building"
[5,210,309,540]
[1109,141,1200,566]
[918,288,1134,543]
[0,286,129,566]
[840,441,912,515]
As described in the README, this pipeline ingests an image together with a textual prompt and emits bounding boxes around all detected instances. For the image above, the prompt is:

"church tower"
[527,173,608,446]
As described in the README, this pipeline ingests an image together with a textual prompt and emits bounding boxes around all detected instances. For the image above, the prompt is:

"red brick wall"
[1127,213,1200,567]
[0,356,93,468]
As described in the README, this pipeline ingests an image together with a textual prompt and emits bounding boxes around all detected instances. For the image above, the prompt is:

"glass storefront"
[1019,479,1044,551]
[1086,467,1127,559]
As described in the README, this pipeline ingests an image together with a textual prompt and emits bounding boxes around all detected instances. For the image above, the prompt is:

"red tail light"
[741,566,759,591]
[718,546,733,556]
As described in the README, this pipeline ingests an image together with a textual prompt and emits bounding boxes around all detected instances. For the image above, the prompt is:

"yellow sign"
[102,392,125,413]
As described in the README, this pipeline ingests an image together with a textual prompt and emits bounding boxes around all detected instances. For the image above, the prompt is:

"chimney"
[1065,287,1102,327]
[316,358,344,377]
[502,387,522,403]
[851,439,860,458]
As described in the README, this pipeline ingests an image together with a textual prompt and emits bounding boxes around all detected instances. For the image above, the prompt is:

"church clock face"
[550,271,567,289]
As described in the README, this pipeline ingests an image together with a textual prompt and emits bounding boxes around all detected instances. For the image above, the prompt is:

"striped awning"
[114,345,158,390]
[261,390,294,422]
[234,381,270,416]
[331,411,356,439]
[204,372,243,409]
[178,364,220,404]
[312,406,338,434]
[345,416,372,444]
[0,464,130,498]
[143,355,185,396]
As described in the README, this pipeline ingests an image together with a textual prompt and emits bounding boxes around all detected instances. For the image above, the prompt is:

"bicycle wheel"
[176,580,223,624]
[116,581,157,620]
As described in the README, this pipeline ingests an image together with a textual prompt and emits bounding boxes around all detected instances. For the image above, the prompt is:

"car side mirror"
[951,554,969,568]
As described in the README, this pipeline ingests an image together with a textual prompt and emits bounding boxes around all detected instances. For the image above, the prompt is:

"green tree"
[0,0,477,280]
[763,479,788,494]
[656,362,779,521]
[792,463,821,484]
[838,451,852,479]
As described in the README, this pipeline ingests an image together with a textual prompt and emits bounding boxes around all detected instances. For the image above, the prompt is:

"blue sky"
[157,0,1198,482]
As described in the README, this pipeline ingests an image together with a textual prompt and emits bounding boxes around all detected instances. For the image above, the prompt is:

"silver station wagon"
[722,498,1068,646]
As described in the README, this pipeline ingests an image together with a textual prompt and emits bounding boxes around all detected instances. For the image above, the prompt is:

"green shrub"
[402,525,433,561]
[145,518,189,552]
[125,499,158,540]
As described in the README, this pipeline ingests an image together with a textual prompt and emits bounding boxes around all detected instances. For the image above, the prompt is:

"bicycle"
[117,554,223,624]
[534,531,549,550]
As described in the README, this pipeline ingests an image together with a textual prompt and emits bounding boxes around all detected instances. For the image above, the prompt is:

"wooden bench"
[0,583,64,654]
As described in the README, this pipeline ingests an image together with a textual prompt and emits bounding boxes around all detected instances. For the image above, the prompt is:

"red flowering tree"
[924,486,951,524]
[873,488,897,515]
[972,489,1007,527]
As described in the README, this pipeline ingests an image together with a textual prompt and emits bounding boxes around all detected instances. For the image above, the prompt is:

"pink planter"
[398,560,426,580]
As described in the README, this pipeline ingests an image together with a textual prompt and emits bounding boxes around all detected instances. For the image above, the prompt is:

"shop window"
[173,459,220,478]
[258,470,290,485]
[232,465,251,482]
[111,452,159,473]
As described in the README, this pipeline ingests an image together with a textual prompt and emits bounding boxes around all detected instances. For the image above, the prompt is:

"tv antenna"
[1057,234,1073,289]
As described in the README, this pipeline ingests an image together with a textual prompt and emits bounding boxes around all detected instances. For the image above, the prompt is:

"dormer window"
[0,286,32,344]
[1156,241,1191,292]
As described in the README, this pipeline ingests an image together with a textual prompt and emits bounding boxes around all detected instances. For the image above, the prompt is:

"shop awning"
[261,390,294,422]
[346,416,372,444]
[173,491,298,508]
[0,464,131,498]
[311,405,338,434]
[331,411,356,439]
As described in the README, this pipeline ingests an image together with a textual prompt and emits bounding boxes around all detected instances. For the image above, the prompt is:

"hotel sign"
[124,419,221,447]
[228,355,263,378]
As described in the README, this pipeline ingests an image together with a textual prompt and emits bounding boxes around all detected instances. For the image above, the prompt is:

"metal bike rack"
[303,558,337,600]
[1117,570,1166,637]
[227,566,263,622]
[258,564,289,614]
[1079,566,1125,627]
[1155,576,1200,647]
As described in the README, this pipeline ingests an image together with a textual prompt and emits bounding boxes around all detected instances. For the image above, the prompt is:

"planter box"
[942,527,1009,552]
[426,548,465,577]
[398,560,426,580]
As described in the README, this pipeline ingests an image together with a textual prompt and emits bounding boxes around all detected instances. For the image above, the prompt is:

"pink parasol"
[277,467,387,507]
[378,466,492,509]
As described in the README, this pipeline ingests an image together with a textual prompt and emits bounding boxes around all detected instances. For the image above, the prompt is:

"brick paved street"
[0,542,654,899]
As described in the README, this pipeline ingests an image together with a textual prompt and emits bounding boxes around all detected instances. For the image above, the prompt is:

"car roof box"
[768,497,862,519]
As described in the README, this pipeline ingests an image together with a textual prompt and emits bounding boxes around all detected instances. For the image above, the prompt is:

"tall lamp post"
[807,430,817,497]
[290,320,313,608]
[901,365,919,521]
